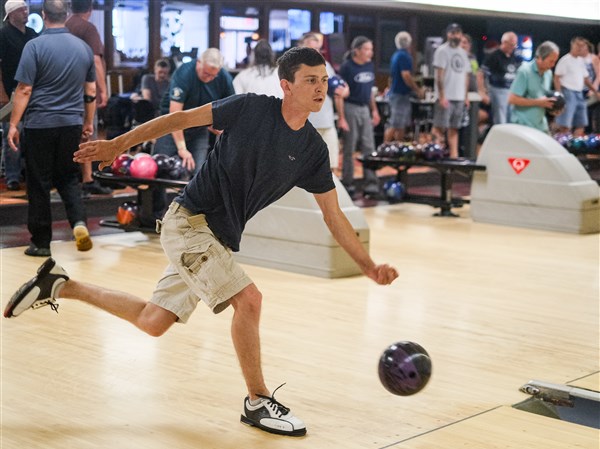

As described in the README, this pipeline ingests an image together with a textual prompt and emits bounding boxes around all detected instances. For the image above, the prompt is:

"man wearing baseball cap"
[0,0,37,191]
[431,23,471,158]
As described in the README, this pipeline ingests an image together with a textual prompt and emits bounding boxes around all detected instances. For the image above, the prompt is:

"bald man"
[477,31,521,124]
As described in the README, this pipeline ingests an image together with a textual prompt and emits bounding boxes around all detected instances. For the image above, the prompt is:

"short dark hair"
[71,0,92,14]
[43,0,68,23]
[276,47,325,82]
[155,58,170,69]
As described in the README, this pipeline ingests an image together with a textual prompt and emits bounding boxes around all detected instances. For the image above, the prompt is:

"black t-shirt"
[481,49,521,89]
[0,23,38,96]
[177,94,335,251]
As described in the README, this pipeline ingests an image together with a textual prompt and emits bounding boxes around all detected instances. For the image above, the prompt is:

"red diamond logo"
[508,158,530,174]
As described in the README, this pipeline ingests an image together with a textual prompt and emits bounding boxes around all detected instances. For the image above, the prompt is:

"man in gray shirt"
[432,23,471,158]
[7,0,96,256]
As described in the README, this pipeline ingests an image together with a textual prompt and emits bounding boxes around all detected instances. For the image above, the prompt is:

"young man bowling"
[5,47,398,437]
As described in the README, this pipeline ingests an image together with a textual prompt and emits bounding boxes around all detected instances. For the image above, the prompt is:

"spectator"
[233,40,282,98]
[554,37,600,136]
[298,32,348,171]
[140,58,171,115]
[0,0,37,191]
[477,31,520,125]
[154,48,234,174]
[338,36,381,197]
[431,23,471,158]
[384,31,424,143]
[66,0,111,195]
[7,0,96,256]
[580,39,598,97]
[508,41,560,133]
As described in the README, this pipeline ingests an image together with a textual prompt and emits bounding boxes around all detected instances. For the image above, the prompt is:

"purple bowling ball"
[378,341,432,396]
[421,143,445,161]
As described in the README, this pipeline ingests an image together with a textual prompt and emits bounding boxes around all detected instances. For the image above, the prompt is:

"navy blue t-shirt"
[339,58,375,106]
[390,49,413,95]
[177,94,335,251]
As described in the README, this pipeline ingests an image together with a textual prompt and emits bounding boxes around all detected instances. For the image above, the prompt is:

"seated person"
[131,59,170,117]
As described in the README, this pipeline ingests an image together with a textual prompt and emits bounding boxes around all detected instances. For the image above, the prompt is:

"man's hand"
[337,116,350,132]
[365,264,399,285]
[82,122,94,141]
[74,139,122,170]
[178,148,195,171]
[7,124,20,151]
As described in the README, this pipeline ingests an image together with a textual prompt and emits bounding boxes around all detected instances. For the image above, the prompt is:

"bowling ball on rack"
[111,153,134,176]
[585,134,600,153]
[116,201,139,227]
[327,75,346,98]
[167,156,187,180]
[547,91,565,115]
[398,143,417,162]
[421,143,445,161]
[378,341,432,396]
[130,155,158,179]
[152,153,172,179]
[553,133,572,148]
[566,136,588,155]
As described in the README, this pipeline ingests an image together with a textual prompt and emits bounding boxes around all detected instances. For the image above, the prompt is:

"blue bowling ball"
[327,75,346,98]
[384,181,405,203]
[567,136,587,155]
[585,134,600,153]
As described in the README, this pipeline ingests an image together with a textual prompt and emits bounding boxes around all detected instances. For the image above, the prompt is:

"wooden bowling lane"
[569,372,600,393]
[1,202,598,449]
[388,406,599,448]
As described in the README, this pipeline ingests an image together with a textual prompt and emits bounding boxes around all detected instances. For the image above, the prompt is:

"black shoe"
[7,181,20,191]
[83,180,112,195]
[24,244,51,257]
[240,384,306,437]
[4,258,68,318]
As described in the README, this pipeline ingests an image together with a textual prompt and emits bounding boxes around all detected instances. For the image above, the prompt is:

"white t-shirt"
[308,61,336,129]
[433,42,471,101]
[555,53,588,91]
[233,66,283,98]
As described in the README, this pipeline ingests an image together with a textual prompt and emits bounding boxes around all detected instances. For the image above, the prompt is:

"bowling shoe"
[4,258,68,318]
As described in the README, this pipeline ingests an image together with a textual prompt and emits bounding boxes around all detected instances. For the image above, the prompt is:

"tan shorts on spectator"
[151,202,253,322]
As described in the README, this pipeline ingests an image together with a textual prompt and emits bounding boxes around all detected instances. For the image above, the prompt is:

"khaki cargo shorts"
[151,202,253,322]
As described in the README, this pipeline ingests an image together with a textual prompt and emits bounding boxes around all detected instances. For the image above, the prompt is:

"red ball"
[130,156,158,179]
[111,154,134,176]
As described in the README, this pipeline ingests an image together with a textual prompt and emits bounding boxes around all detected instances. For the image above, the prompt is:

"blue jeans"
[489,86,511,125]
[2,121,23,183]
[555,87,588,128]
[153,126,209,175]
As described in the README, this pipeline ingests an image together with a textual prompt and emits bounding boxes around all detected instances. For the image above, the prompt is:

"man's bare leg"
[229,283,269,399]
[447,128,459,158]
[58,280,177,337]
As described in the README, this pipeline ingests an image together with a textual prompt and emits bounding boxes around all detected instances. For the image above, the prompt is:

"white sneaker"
[4,258,68,318]
[240,384,306,437]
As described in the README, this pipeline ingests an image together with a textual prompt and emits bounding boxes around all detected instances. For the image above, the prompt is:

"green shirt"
[509,60,552,133]
[159,61,234,115]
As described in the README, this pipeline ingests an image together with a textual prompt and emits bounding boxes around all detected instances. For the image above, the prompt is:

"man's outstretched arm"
[74,102,214,169]
[314,189,398,285]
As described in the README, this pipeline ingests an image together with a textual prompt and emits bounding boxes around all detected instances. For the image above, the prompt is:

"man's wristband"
[83,94,96,103]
